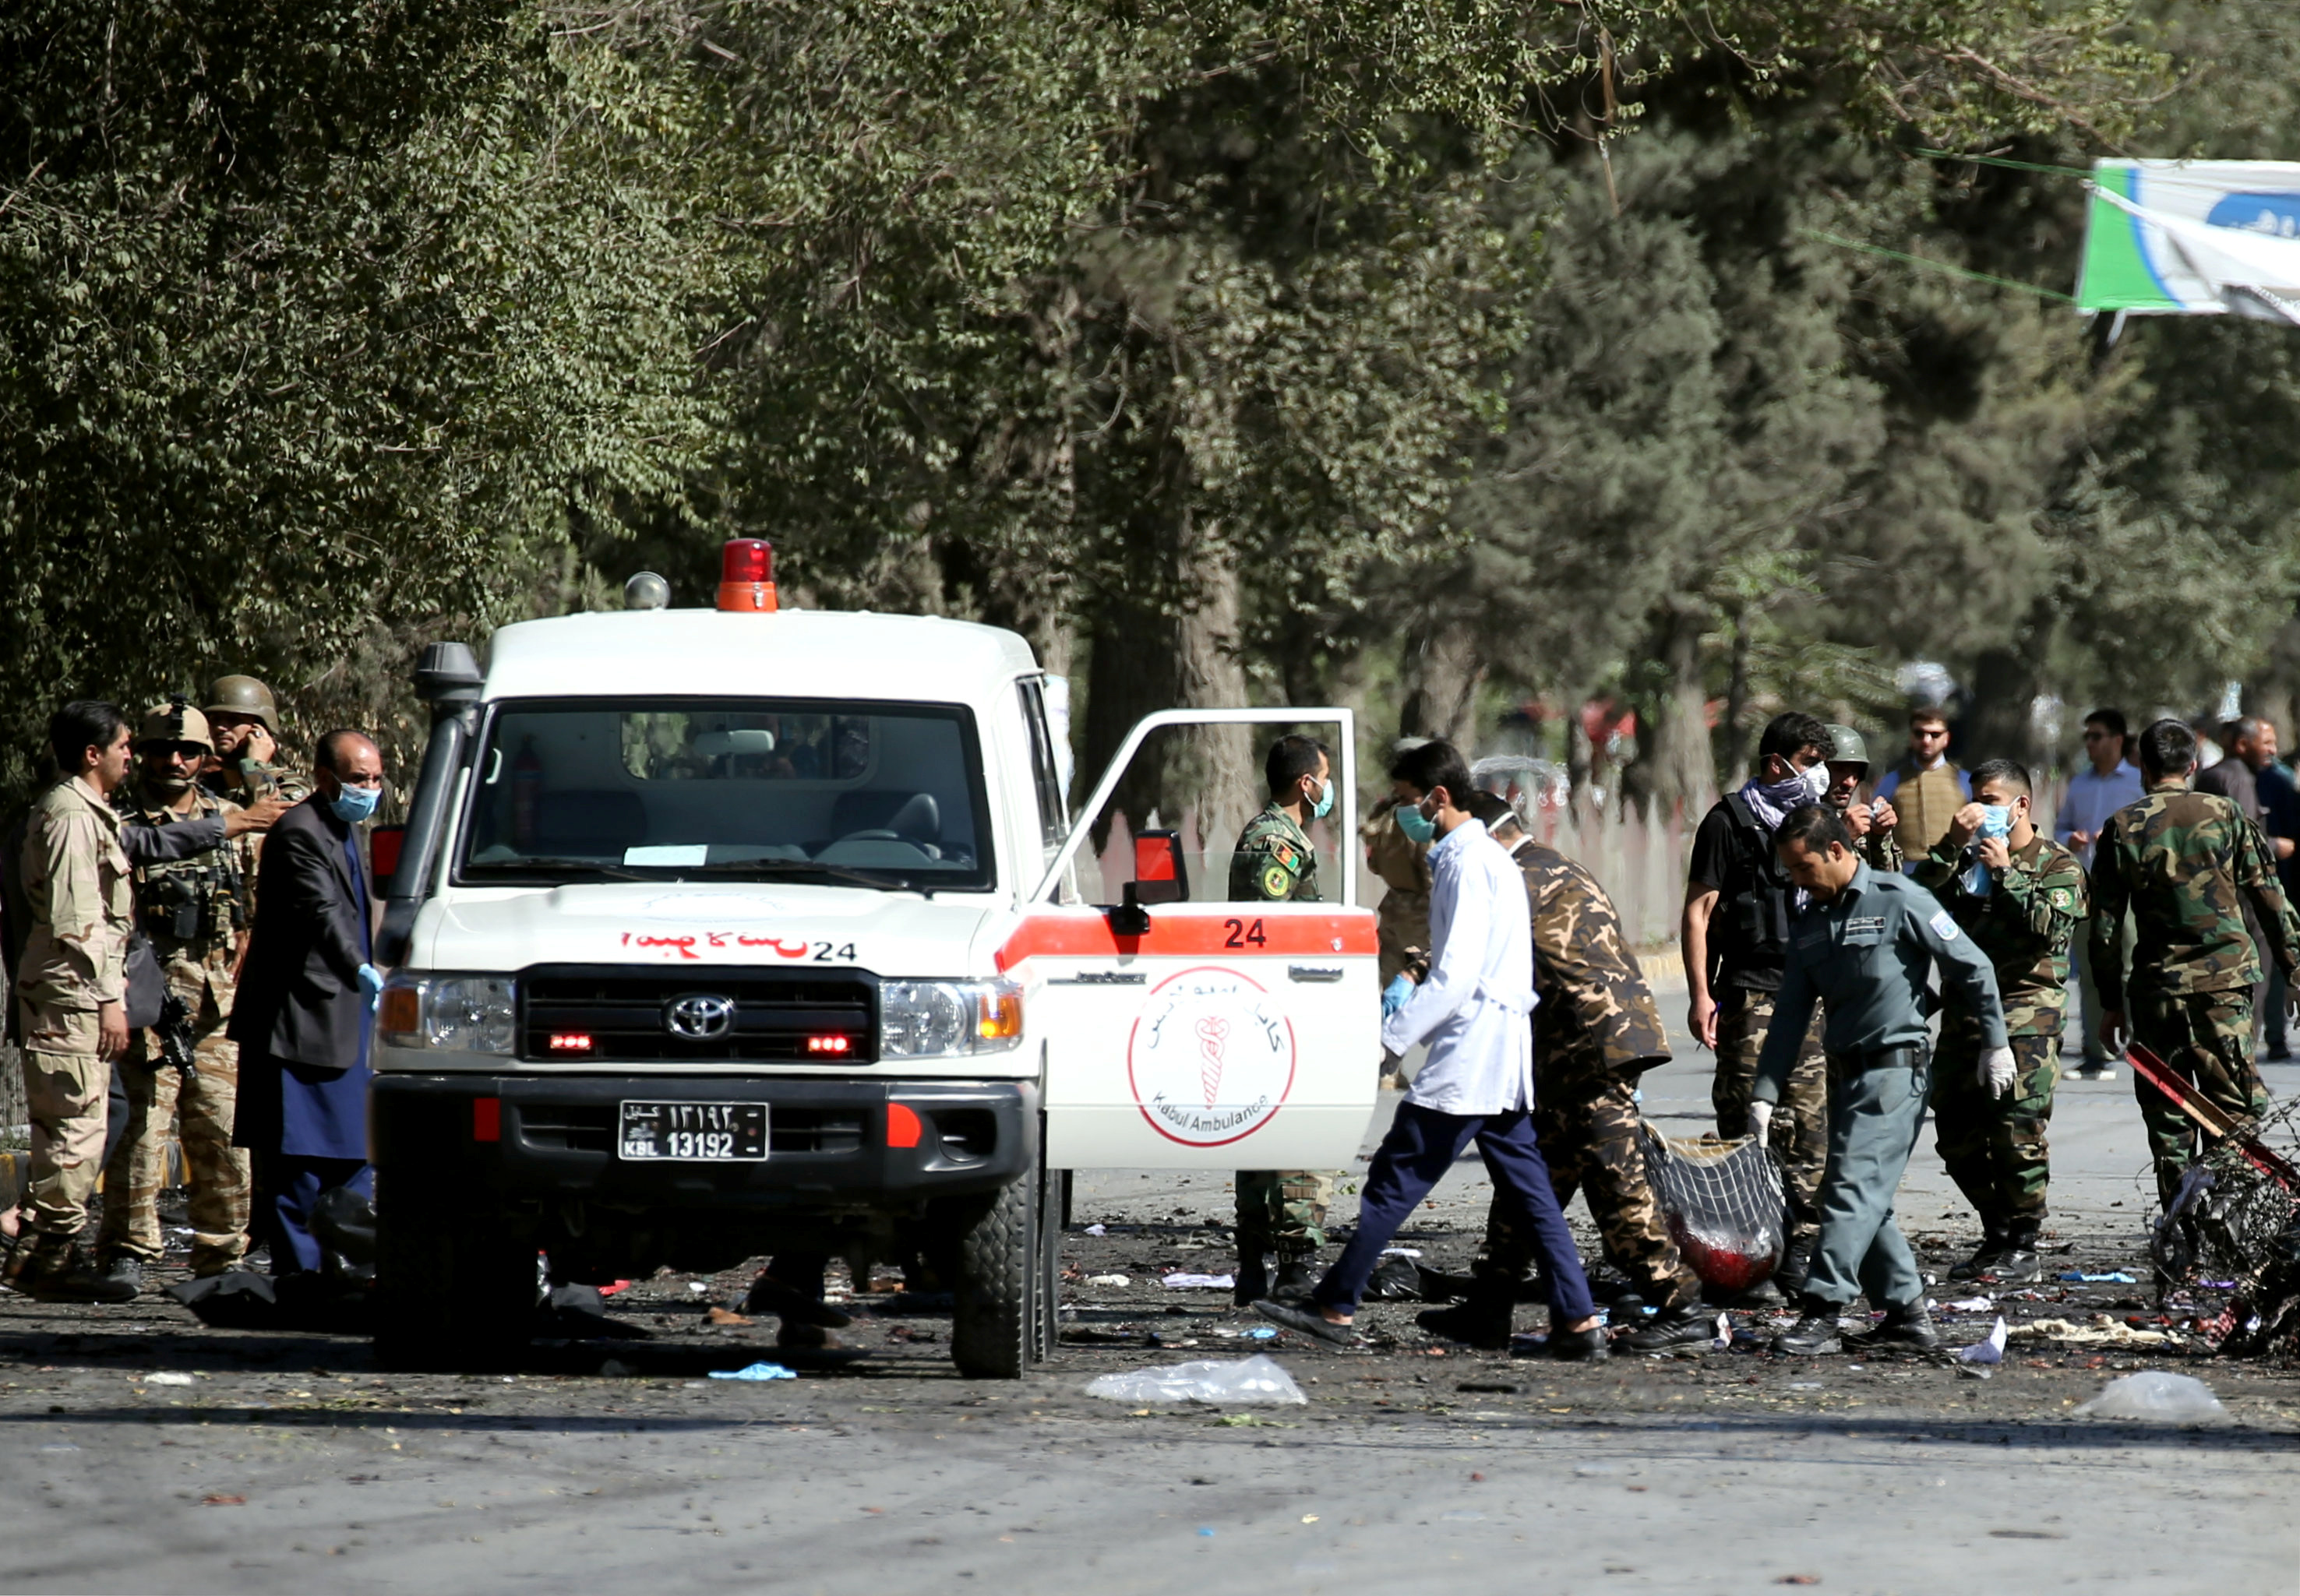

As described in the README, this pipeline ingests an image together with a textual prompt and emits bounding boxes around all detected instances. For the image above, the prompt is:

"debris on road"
[1085,1354,1307,1405]
[2007,1317,2176,1348]
[1956,1318,2007,1365]
[2073,1370,2228,1424]
[1160,1272,1236,1290]
[708,1362,798,1382]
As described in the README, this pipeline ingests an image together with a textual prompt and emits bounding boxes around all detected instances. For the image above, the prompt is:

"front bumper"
[371,1073,1037,1209]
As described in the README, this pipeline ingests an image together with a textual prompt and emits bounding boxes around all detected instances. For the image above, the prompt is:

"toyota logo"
[663,993,736,1041]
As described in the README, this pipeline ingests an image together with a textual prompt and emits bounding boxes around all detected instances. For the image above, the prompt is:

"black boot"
[1949,1222,2009,1282]
[1981,1222,2042,1286]
[1416,1267,1514,1349]
[93,1253,144,1299]
[1773,1298,1843,1356]
[1844,1298,1940,1354]
[9,1238,136,1305]
[1537,1322,1609,1362]
[1773,1235,1815,1298]
[1232,1252,1270,1308]
[1620,1301,1716,1351]
[1271,1252,1319,1305]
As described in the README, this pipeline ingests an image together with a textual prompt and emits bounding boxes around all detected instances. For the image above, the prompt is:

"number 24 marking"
[1222,918,1266,948]
[813,942,857,962]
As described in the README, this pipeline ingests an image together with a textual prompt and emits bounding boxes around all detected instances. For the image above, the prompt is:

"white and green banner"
[2079,160,2300,322]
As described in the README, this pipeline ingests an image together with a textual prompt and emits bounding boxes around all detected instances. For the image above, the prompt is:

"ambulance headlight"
[379,973,518,1055]
[879,980,1022,1057]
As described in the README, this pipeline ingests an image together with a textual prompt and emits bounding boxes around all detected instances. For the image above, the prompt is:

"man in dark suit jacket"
[228,729,385,1275]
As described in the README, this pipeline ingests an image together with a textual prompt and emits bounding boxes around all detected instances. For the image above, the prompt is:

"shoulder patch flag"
[1930,908,1960,941]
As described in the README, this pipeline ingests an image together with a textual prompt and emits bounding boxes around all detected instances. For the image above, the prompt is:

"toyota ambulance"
[369,540,1380,1376]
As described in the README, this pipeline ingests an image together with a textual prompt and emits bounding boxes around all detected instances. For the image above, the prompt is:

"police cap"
[204,675,281,736]
[139,697,215,755]
[1824,723,1870,770]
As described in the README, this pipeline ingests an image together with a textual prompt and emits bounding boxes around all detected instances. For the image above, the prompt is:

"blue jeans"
[1316,1100,1596,1322]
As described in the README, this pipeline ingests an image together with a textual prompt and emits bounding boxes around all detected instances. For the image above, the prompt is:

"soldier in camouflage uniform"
[95,703,258,1290]
[1823,724,1903,873]
[2089,718,2300,1210]
[1912,759,2087,1283]
[1364,780,1432,1090]
[202,675,311,805]
[1226,735,1339,1305]
[1421,794,1713,1351]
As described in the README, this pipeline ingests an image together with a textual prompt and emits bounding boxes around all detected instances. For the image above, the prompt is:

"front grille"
[520,964,878,1064]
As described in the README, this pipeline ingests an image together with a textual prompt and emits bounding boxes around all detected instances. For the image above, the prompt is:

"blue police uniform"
[1757,861,2005,1310]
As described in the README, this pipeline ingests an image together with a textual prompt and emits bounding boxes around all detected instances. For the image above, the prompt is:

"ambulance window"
[1018,679,1065,851]
[457,697,993,892]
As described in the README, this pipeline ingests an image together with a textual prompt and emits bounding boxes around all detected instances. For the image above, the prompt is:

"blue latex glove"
[1381,973,1416,1020]
[358,963,384,1010]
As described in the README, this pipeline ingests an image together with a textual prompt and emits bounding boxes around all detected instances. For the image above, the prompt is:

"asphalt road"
[2,986,2296,1594]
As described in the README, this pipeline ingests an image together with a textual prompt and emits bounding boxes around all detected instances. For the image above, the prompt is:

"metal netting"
[1639,1123,1787,1293]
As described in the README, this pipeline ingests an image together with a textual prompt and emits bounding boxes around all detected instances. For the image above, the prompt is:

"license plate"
[618,1101,767,1161]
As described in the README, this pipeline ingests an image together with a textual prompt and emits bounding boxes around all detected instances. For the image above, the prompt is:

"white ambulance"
[369,541,1381,1376]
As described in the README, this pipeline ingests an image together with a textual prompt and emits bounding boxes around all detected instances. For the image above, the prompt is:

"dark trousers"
[255,1153,372,1275]
[1316,1100,1596,1322]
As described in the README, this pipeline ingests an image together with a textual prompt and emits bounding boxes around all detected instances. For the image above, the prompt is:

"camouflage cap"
[139,697,214,754]
[1824,723,1869,769]
[204,674,280,735]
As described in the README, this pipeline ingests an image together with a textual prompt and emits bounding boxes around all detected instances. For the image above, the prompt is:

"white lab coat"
[1378,818,1537,1115]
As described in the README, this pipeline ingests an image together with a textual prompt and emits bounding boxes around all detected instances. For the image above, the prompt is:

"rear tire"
[373,1199,539,1373]
[951,1173,1035,1379]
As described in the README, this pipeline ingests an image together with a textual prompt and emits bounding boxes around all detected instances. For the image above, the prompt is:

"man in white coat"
[1255,741,1606,1358]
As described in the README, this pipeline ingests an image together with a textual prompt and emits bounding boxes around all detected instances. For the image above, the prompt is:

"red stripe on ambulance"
[994,909,1377,971]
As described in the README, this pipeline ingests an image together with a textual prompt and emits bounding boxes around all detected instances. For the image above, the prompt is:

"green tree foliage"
[0,1,712,783]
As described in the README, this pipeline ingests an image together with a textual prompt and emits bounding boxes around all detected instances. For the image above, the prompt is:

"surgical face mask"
[1963,805,2016,896]
[1395,798,1436,845]
[1311,777,1335,821]
[328,782,381,824]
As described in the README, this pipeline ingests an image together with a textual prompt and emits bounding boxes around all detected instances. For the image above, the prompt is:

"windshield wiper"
[683,860,919,892]
[468,856,651,882]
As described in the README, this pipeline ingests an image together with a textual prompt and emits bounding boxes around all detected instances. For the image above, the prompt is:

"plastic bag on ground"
[1085,1354,1307,1405]
[708,1362,797,1382]
[2073,1370,2228,1423]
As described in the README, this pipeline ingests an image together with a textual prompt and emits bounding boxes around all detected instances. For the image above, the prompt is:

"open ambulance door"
[1005,709,1381,1170]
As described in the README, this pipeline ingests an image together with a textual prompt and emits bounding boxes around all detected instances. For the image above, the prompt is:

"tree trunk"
[1398,616,1483,749]
[1078,456,1255,854]
[1623,601,1713,819]
[1718,605,1753,788]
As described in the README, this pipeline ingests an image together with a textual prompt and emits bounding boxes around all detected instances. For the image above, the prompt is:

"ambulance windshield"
[456,697,993,891]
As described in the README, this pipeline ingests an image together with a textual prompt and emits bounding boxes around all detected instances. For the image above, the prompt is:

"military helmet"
[138,696,214,754]
[1824,723,1870,770]
[204,674,281,735]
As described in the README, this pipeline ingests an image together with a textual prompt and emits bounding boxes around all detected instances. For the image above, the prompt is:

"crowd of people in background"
[1226,699,2300,1359]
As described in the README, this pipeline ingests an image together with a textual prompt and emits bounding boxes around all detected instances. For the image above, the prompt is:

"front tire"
[951,1172,1035,1379]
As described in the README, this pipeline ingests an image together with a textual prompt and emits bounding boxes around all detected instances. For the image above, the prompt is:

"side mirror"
[1131,829,1188,905]
[371,824,407,893]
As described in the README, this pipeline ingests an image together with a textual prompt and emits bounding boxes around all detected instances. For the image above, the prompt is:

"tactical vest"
[1714,792,1797,989]
[131,792,247,949]
[1890,760,1965,858]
